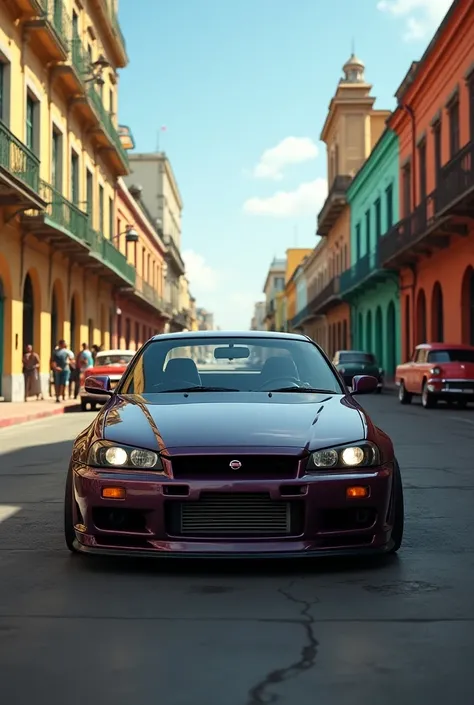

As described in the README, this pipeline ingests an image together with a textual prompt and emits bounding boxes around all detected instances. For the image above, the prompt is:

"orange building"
[284,248,313,325]
[299,54,390,357]
[379,0,474,359]
[113,179,170,348]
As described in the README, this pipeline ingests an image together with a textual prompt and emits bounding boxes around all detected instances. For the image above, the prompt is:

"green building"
[342,128,401,377]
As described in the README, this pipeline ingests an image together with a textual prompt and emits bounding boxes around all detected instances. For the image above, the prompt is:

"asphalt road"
[0,395,473,705]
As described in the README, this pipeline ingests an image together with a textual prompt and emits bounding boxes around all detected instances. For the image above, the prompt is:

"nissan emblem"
[229,459,241,470]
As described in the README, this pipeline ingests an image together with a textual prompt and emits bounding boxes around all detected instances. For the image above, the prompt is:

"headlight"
[88,440,163,470]
[430,366,441,375]
[306,441,380,471]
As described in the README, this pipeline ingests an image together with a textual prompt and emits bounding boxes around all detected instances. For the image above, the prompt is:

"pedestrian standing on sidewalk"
[71,343,93,399]
[50,339,75,403]
[22,345,42,401]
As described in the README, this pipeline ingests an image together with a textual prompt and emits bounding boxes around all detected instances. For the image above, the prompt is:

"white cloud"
[243,178,328,218]
[377,0,452,41]
[252,137,319,180]
[182,250,219,294]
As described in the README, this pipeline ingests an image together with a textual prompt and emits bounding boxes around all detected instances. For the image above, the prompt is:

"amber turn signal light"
[102,487,126,499]
[346,486,369,499]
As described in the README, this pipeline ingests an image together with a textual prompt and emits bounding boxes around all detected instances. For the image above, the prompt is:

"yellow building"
[0,0,134,401]
[283,248,313,329]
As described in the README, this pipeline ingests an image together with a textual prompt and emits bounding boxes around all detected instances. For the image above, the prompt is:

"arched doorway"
[22,273,34,351]
[375,306,383,366]
[51,288,58,352]
[461,266,474,345]
[404,295,411,360]
[366,310,373,353]
[416,289,427,344]
[357,312,363,349]
[387,300,396,376]
[431,282,444,342]
[0,277,4,395]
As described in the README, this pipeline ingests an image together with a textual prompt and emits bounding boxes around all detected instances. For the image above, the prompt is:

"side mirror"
[352,374,378,395]
[84,375,113,396]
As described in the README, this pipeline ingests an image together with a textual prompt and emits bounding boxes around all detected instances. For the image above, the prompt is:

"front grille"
[165,492,305,537]
[444,381,474,391]
[170,455,299,480]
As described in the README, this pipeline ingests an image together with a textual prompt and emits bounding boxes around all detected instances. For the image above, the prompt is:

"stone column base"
[1,374,25,402]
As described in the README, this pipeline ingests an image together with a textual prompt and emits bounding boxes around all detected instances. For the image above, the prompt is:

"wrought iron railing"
[379,192,437,264]
[307,276,340,314]
[38,0,71,49]
[340,248,380,295]
[437,139,474,213]
[70,38,89,79]
[88,226,135,285]
[87,86,129,167]
[39,180,89,242]
[104,0,127,49]
[0,120,40,193]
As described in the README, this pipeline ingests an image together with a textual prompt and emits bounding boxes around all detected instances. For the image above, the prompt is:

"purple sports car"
[65,331,404,559]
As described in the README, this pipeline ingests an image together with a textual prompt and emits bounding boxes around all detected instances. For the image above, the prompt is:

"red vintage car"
[395,343,474,409]
[80,349,135,411]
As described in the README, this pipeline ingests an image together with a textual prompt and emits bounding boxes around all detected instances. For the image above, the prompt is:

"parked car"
[333,350,384,393]
[396,343,474,409]
[79,349,135,411]
[64,330,404,560]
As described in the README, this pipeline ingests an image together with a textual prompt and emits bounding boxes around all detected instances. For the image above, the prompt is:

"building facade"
[250,301,266,331]
[0,0,134,400]
[263,257,286,331]
[343,128,401,376]
[124,152,188,331]
[380,0,474,360]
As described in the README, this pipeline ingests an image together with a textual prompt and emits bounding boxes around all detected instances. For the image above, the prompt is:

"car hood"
[102,392,366,453]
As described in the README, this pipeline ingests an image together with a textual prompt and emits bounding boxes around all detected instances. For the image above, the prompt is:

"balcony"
[21,180,90,257]
[437,139,474,216]
[289,306,310,330]
[379,192,455,268]
[0,121,45,210]
[55,38,89,94]
[307,276,341,315]
[340,246,394,298]
[88,0,128,68]
[87,227,136,287]
[317,175,352,236]
[24,0,70,62]
[164,236,186,276]
[85,86,130,174]
[133,275,170,317]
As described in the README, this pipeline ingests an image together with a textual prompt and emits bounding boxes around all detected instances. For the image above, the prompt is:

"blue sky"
[117,0,452,329]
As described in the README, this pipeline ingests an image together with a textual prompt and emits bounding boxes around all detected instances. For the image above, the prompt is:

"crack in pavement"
[246,582,319,704]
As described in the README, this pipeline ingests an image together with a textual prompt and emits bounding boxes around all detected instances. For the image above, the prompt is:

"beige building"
[124,152,187,330]
[263,258,286,331]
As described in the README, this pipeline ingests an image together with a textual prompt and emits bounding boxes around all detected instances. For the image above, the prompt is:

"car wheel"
[398,381,412,404]
[376,386,382,394]
[458,400,468,409]
[80,399,88,411]
[388,460,404,554]
[421,382,437,409]
[64,467,79,554]
[90,402,97,411]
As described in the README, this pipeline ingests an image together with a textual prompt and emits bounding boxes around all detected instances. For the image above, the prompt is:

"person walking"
[22,344,42,401]
[50,339,75,403]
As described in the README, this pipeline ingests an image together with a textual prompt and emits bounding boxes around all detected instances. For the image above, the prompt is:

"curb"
[0,403,81,429]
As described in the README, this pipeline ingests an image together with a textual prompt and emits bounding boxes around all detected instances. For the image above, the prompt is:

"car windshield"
[119,336,343,394]
[428,349,474,363]
[96,354,134,366]
[339,352,376,364]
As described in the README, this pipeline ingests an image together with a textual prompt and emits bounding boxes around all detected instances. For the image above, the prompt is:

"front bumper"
[426,378,474,400]
[70,462,396,558]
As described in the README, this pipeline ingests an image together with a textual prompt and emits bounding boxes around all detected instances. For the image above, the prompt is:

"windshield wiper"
[267,386,338,394]
[160,386,240,393]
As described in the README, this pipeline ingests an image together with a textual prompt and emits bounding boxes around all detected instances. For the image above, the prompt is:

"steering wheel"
[257,376,300,391]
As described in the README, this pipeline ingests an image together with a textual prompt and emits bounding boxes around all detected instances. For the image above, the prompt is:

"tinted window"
[119,336,343,393]
[428,349,474,363]
[339,352,376,364]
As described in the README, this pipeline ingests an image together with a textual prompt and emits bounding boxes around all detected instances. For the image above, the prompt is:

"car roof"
[336,350,372,355]
[96,349,135,356]
[150,330,311,342]
[416,343,474,350]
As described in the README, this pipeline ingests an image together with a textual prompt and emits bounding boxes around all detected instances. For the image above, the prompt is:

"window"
[355,223,361,260]
[0,61,4,121]
[365,209,371,254]
[109,88,114,115]
[433,121,442,185]
[71,151,79,204]
[109,196,114,239]
[402,163,411,216]
[99,184,104,233]
[374,198,381,238]
[273,277,285,291]
[448,99,460,158]
[72,10,79,37]
[86,170,93,221]
[26,94,36,152]
[418,140,427,199]
[51,127,62,191]
[385,183,393,228]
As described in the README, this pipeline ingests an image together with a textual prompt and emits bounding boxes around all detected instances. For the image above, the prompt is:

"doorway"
[22,273,34,351]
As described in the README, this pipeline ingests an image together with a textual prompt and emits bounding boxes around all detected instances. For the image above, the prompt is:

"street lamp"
[85,55,111,85]
[112,224,139,244]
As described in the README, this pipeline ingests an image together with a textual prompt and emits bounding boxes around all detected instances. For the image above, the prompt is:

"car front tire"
[398,381,412,404]
[64,467,79,553]
[388,460,404,554]
[421,382,437,409]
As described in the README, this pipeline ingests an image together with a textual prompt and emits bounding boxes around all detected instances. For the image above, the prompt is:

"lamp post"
[111,224,139,245]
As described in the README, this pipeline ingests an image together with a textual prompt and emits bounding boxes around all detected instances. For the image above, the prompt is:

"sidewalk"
[0,398,81,429]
